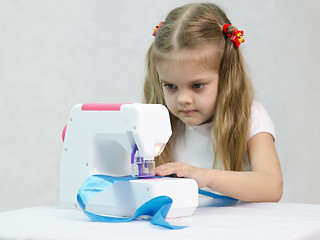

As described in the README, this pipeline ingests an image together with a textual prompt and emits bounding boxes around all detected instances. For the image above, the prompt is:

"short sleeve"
[248,101,276,141]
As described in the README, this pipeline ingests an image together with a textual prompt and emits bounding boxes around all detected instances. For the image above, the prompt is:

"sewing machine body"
[60,103,198,218]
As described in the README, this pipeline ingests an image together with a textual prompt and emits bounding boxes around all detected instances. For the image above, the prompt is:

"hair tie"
[152,21,163,36]
[223,23,244,48]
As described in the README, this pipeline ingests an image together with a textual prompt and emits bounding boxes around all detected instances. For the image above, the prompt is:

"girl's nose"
[177,90,193,105]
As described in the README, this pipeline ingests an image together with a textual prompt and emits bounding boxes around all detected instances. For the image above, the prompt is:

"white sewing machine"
[60,103,198,218]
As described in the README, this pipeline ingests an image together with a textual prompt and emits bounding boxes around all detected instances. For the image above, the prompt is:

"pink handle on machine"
[81,103,126,111]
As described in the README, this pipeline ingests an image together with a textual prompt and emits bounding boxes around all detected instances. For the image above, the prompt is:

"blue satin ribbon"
[198,188,238,201]
[77,175,185,229]
[77,175,238,229]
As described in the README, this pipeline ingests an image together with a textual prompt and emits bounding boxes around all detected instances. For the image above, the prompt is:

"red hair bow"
[152,21,163,36]
[223,23,244,48]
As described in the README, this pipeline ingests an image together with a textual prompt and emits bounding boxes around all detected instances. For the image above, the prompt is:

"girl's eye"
[163,84,177,90]
[192,83,204,89]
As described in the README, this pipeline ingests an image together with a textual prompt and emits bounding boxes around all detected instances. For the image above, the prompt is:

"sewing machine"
[60,103,198,218]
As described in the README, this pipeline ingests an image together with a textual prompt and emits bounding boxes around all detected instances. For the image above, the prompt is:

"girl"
[143,3,283,202]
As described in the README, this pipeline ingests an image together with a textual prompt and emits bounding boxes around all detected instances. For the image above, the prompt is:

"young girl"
[143,3,283,202]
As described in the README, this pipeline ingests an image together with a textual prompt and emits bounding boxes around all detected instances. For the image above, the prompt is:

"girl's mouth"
[181,110,197,114]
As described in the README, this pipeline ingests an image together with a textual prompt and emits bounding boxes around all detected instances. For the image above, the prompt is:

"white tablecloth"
[1,202,320,240]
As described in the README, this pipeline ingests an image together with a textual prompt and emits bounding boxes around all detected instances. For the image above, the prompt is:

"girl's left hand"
[155,162,208,188]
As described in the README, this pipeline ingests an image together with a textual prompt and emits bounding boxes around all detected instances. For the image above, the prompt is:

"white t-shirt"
[171,101,275,171]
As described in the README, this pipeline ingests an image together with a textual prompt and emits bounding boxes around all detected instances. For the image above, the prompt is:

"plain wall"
[0,0,319,212]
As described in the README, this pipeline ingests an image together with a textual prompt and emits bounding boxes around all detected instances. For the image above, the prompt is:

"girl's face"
[157,57,219,126]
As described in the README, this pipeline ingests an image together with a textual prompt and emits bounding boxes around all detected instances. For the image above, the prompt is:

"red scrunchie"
[152,21,163,37]
[223,23,244,48]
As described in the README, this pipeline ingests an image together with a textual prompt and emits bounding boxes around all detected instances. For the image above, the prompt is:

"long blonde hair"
[144,3,253,171]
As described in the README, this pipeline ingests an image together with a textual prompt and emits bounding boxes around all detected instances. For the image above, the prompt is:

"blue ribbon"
[198,188,238,201]
[77,175,186,229]
[77,175,238,229]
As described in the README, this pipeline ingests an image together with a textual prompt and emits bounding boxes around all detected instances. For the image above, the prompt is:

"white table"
[1,202,320,240]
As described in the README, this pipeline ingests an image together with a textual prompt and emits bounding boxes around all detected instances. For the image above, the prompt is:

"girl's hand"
[155,162,208,188]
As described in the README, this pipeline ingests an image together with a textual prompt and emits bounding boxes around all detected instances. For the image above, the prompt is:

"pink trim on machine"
[81,103,128,111]
[62,125,67,142]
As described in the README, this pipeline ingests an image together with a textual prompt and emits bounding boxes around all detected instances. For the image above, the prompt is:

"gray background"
[0,0,319,212]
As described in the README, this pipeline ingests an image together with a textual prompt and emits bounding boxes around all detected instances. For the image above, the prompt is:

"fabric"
[77,175,237,229]
[77,174,186,229]
[172,101,275,170]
